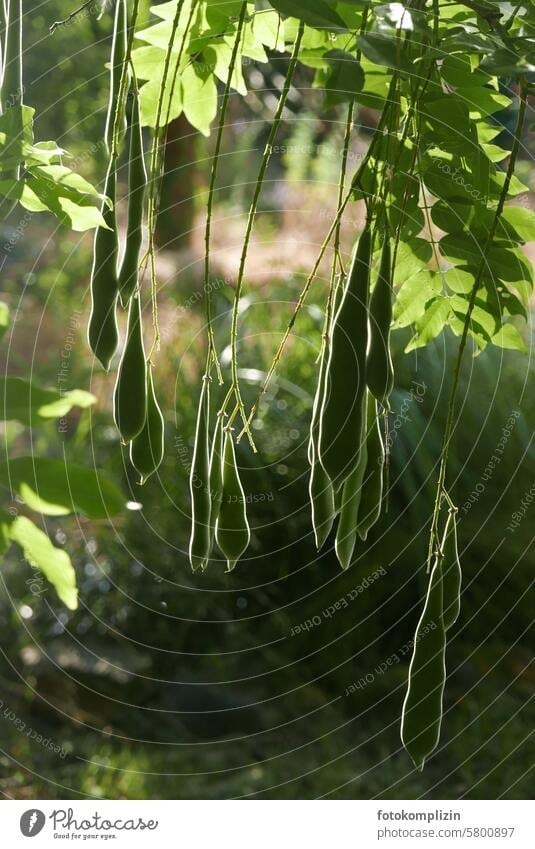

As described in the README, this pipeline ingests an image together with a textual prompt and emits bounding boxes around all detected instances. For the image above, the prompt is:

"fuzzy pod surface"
[118,86,147,306]
[357,393,385,541]
[319,227,371,489]
[334,393,368,569]
[88,162,119,371]
[441,509,462,631]
[216,429,250,572]
[367,231,394,407]
[189,377,212,572]
[401,560,446,771]
[113,293,147,443]
[130,368,164,484]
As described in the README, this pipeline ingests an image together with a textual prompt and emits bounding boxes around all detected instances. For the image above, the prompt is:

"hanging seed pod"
[208,413,225,555]
[308,344,335,550]
[129,368,164,484]
[308,277,345,549]
[104,0,128,155]
[216,429,250,572]
[88,162,119,371]
[113,293,147,443]
[441,508,462,631]
[118,84,147,306]
[367,228,394,408]
[334,393,368,570]
[319,226,371,489]
[401,559,446,771]
[189,377,212,572]
[357,392,385,541]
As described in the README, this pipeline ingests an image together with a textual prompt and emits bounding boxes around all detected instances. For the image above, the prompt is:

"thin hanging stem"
[426,79,528,569]
[50,0,94,33]
[204,1,248,382]
[332,102,354,279]
[319,100,354,364]
[236,76,398,443]
[152,0,201,239]
[145,0,190,361]
[110,0,139,163]
[227,21,305,448]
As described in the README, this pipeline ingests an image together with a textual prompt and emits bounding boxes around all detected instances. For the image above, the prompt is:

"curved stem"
[236,75,398,443]
[426,79,528,569]
[230,21,305,450]
[145,0,190,360]
[332,101,354,279]
[204,2,248,383]
[110,0,138,163]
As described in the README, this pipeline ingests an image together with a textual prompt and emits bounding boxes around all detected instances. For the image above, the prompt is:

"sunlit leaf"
[0,377,95,426]
[0,457,125,519]
[9,516,78,610]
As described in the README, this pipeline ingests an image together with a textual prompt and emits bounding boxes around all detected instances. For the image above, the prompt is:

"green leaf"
[0,171,107,231]
[431,201,476,235]
[322,49,364,107]
[440,237,533,290]
[440,54,485,89]
[23,167,108,231]
[251,9,286,52]
[358,32,412,73]
[456,86,510,118]
[203,42,247,94]
[449,293,497,341]
[405,297,451,351]
[393,270,440,328]
[0,457,125,519]
[0,510,11,556]
[34,165,104,200]
[445,267,475,294]
[0,302,9,343]
[479,47,535,76]
[0,105,34,167]
[204,0,243,23]
[0,377,95,426]
[269,0,347,31]
[423,158,488,206]
[423,96,471,138]
[9,516,78,610]
[392,239,433,287]
[491,323,527,352]
[181,61,218,137]
[501,205,535,242]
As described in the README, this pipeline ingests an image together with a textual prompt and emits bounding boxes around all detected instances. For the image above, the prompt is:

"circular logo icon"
[20,810,46,837]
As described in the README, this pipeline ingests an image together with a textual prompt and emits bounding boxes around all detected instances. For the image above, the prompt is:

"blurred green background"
[0,1,533,800]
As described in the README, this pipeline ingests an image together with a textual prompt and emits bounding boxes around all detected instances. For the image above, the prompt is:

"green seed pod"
[401,560,446,771]
[189,377,212,572]
[308,277,345,548]
[309,340,335,550]
[88,162,119,371]
[357,393,385,541]
[319,226,371,489]
[367,230,394,408]
[118,86,147,307]
[441,509,462,631]
[208,413,225,554]
[129,368,164,484]
[216,429,250,572]
[113,294,147,443]
[309,453,336,552]
[104,0,128,154]
[334,393,368,570]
